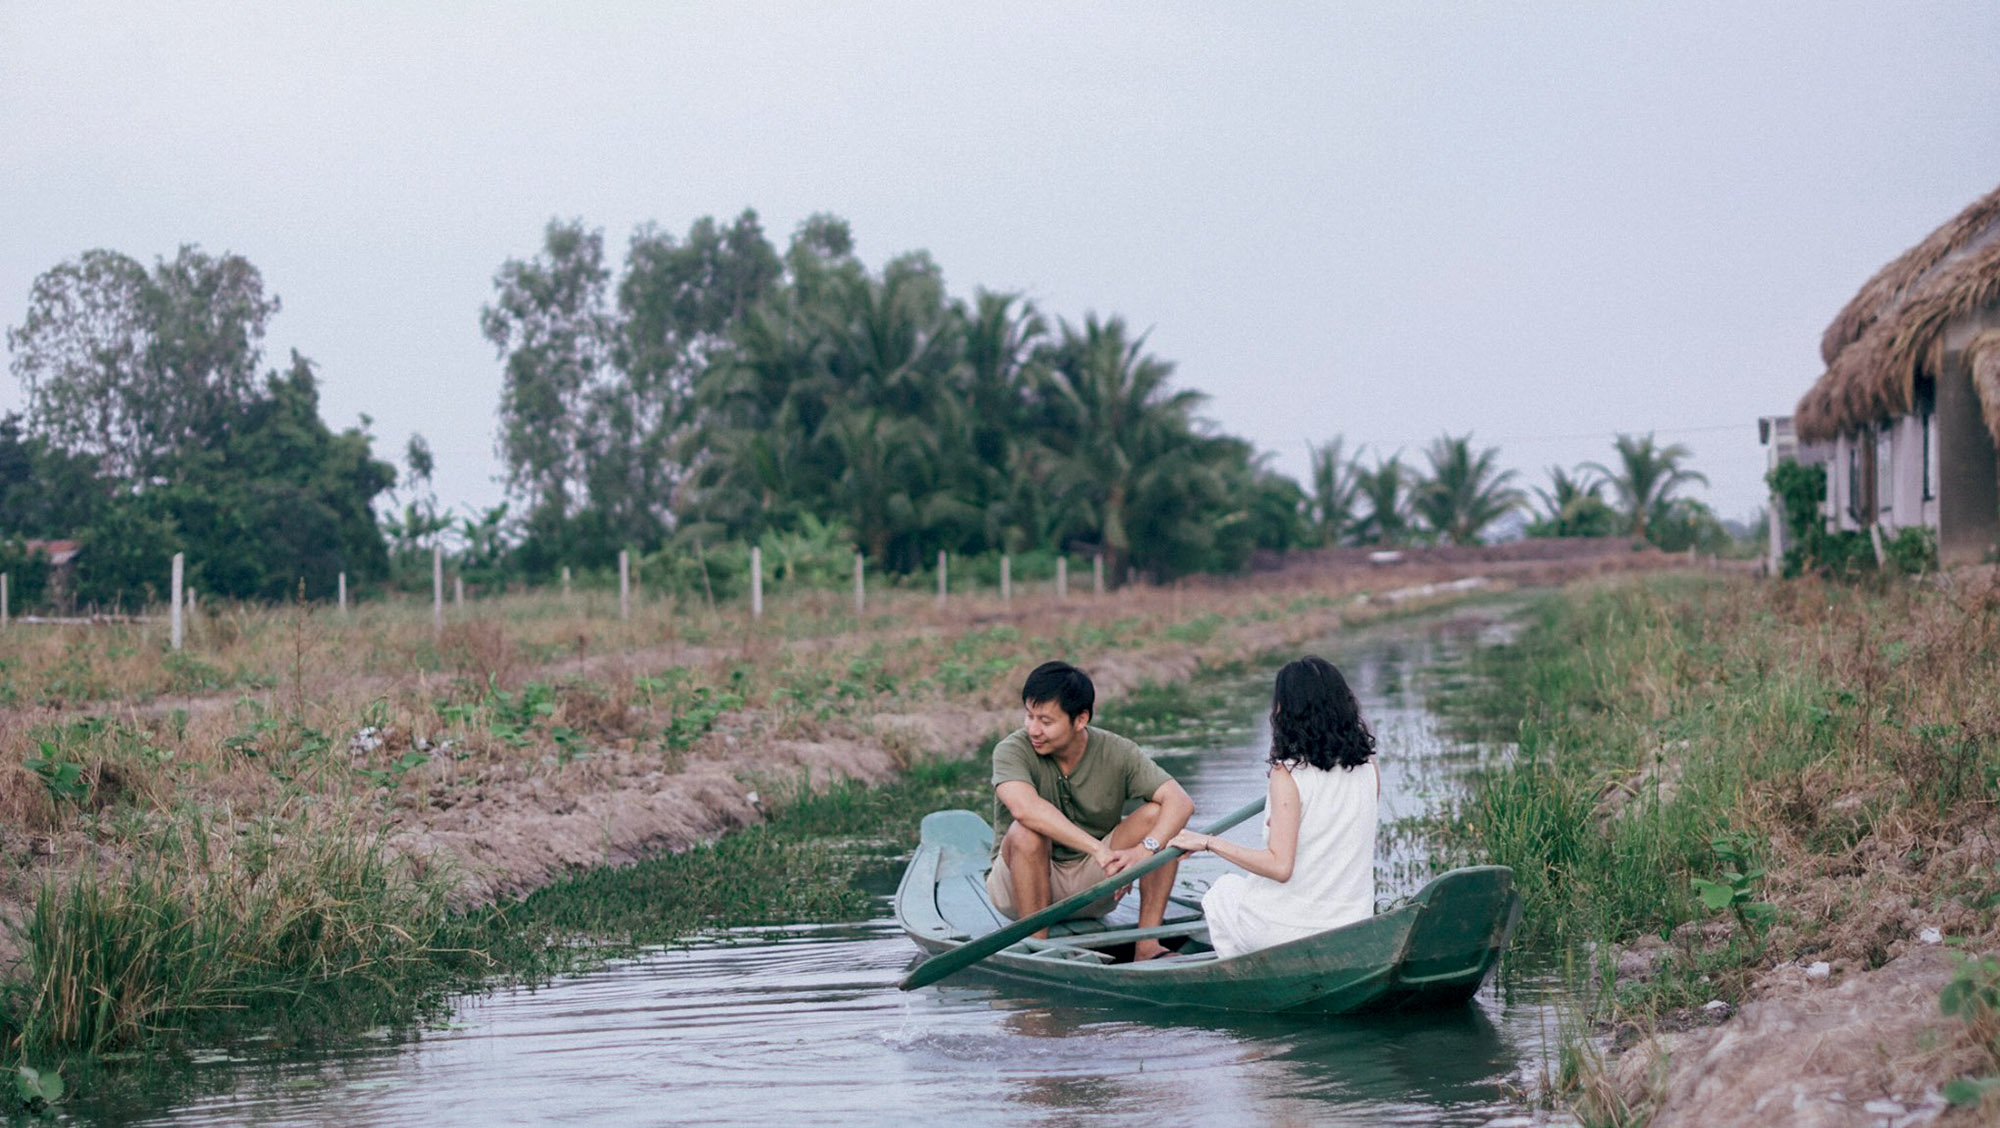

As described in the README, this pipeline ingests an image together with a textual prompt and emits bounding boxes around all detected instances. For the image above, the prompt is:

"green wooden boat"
[895,809,1522,1014]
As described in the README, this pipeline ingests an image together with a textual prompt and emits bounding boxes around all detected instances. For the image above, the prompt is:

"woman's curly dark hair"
[1268,655,1375,771]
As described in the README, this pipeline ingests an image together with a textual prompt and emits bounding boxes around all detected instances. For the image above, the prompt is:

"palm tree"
[1307,437,1361,547]
[1411,433,1524,546]
[1584,433,1709,544]
[822,405,930,565]
[1533,466,1598,520]
[957,291,1047,553]
[1528,465,1620,538]
[1039,315,1207,581]
[1352,454,1411,546]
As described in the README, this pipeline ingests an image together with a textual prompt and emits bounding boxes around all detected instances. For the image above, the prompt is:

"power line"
[1298,421,1753,453]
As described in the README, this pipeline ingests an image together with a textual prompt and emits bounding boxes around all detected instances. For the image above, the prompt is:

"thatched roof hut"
[1796,183,2000,446]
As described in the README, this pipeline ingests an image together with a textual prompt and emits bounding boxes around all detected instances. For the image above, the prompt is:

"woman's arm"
[1169,766,1302,882]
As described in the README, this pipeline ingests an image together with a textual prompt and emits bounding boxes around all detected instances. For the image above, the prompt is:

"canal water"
[78,604,1570,1127]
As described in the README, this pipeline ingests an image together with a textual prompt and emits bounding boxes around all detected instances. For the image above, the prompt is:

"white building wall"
[1827,433,1855,531]
[1888,414,1927,530]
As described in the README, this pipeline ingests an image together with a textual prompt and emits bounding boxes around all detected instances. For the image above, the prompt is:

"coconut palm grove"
[2,210,1732,610]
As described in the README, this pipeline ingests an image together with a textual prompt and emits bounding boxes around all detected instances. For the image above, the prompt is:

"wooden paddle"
[898,796,1267,990]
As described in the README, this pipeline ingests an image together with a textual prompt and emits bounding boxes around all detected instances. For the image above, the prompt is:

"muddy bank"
[1610,945,1984,1126]
[379,592,1331,908]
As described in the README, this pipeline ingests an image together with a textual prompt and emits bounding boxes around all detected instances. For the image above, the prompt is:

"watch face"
[1143,836,1160,852]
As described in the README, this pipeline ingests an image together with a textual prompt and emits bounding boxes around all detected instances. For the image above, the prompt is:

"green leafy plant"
[13,1064,64,1110]
[1941,951,2000,1107]
[24,742,89,805]
[1883,525,1938,576]
[162,650,228,692]
[636,668,744,750]
[357,750,432,788]
[1690,832,1775,942]
[664,687,742,750]
[223,699,282,758]
[549,725,589,763]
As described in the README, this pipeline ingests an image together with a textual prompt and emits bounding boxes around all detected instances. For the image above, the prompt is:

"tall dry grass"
[1440,571,2000,1005]
[10,803,462,1055]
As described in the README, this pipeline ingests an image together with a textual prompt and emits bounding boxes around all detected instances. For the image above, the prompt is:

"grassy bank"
[458,755,990,978]
[3,755,993,1114]
[1432,573,2000,1117]
[7,565,1506,1112]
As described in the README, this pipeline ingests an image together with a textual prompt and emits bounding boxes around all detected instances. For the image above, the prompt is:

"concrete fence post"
[1093,553,1104,597]
[937,550,948,609]
[431,543,443,637]
[1000,554,1011,603]
[619,550,631,621]
[562,565,572,600]
[454,575,465,608]
[2,573,9,629]
[337,571,348,616]
[853,550,865,616]
[1055,556,1068,601]
[750,545,764,619]
[170,552,184,651]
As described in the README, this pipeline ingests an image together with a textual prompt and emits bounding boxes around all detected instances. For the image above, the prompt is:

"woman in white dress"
[1169,655,1378,960]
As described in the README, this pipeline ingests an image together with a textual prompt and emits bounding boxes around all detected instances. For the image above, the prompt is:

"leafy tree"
[604,211,784,552]
[1238,457,1311,554]
[1584,432,1709,544]
[381,434,451,579]
[618,209,783,399]
[73,497,179,610]
[1648,497,1731,555]
[517,210,1303,585]
[1411,433,1522,546]
[143,354,394,602]
[1307,437,1362,547]
[9,247,279,479]
[1039,314,1208,580]
[0,412,107,541]
[1526,465,1621,538]
[483,219,614,564]
[958,290,1048,551]
[1353,454,1411,546]
[8,250,393,606]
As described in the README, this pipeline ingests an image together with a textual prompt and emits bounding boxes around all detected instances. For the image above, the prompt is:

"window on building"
[1920,386,1936,502]
[1877,424,1894,518]
[1847,438,1862,522]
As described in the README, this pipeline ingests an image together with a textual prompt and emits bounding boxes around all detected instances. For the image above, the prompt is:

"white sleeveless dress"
[1200,761,1377,960]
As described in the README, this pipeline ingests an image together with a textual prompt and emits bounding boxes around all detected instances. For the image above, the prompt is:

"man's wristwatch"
[1142,836,1160,853]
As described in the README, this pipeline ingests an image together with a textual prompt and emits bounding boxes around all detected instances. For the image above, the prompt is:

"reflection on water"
[73,603,1560,1128]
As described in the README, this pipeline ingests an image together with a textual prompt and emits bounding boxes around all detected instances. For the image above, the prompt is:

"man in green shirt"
[988,660,1195,960]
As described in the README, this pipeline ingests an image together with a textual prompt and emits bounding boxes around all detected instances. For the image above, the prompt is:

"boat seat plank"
[1020,921,1211,952]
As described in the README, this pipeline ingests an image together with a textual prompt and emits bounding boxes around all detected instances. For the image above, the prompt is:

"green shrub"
[1883,526,1937,575]
[1768,460,1876,578]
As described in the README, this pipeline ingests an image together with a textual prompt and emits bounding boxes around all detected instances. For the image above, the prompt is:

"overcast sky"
[5,2,1999,525]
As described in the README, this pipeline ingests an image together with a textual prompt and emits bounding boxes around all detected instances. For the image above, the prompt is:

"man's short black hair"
[1022,660,1094,722]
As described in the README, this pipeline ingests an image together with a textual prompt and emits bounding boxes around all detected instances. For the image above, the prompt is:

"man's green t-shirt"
[991,726,1173,862]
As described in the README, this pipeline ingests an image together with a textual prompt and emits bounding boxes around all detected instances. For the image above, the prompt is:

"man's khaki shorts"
[985,850,1120,920]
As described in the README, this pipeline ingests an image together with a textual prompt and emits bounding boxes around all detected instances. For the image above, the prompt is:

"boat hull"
[896,810,1520,1015]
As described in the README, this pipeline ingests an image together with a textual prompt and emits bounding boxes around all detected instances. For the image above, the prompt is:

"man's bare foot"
[1133,940,1170,961]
